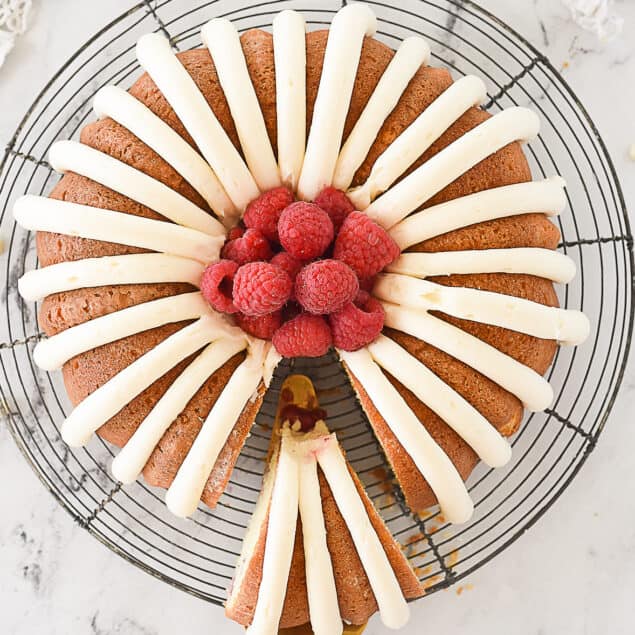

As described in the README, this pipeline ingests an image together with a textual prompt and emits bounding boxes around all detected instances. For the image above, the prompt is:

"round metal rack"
[0,0,632,607]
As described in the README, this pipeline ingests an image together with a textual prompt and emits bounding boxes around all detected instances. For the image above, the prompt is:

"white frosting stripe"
[298,452,342,635]
[62,316,226,447]
[273,10,306,189]
[13,196,222,263]
[317,434,409,629]
[362,107,541,228]
[389,177,567,249]
[374,273,591,345]
[340,347,473,523]
[347,75,485,209]
[246,433,299,635]
[262,343,282,388]
[93,85,235,217]
[111,337,247,484]
[368,335,511,467]
[165,342,266,518]
[18,254,204,302]
[388,248,576,283]
[332,36,430,191]
[382,302,553,412]
[136,33,259,211]
[297,3,377,200]
[49,140,224,236]
[34,291,210,371]
[202,19,281,192]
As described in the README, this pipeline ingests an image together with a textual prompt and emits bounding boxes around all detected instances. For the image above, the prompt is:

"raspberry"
[271,251,303,300]
[243,186,294,242]
[228,225,245,241]
[233,262,292,316]
[359,275,377,293]
[282,301,302,323]
[329,291,385,351]
[295,259,359,314]
[235,311,282,340]
[273,313,332,358]
[200,260,239,314]
[278,202,334,261]
[314,187,354,231]
[333,211,400,278]
[222,228,273,265]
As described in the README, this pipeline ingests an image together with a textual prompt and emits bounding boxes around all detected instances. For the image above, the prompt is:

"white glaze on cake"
[388,248,576,283]
[363,107,541,228]
[340,346,473,524]
[348,74,487,209]
[93,85,234,216]
[316,433,410,629]
[61,316,230,447]
[34,291,211,371]
[374,273,590,345]
[166,341,267,518]
[382,302,553,411]
[111,337,247,484]
[389,177,567,249]
[297,450,342,635]
[18,254,205,302]
[202,19,281,191]
[13,196,223,263]
[368,335,511,467]
[273,10,306,189]
[136,32,259,211]
[49,140,224,236]
[245,432,299,635]
[297,3,377,200]
[332,36,430,191]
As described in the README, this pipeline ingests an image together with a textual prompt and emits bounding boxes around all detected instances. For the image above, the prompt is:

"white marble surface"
[0,1,634,633]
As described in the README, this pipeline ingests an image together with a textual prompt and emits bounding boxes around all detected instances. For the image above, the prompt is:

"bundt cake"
[13,2,590,627]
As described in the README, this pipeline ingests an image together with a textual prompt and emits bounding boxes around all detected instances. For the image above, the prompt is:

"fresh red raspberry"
[243,186,294,242]
[228,225,245,241]
[333,211,400,278]
[200,260,239,314]
[222,228,273,265]
[282,301,302,323]
[271,251,303,300]
[313,187,354,231]
[235,311,282,340]
[272,313,332,358]
[329,291,385,351]
[278,202,334,261]
[359,275,377,293]
[295,259,359,315]
[232,262,292,316]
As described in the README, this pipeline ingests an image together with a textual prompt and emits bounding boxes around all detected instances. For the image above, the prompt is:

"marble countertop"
[1,1,633,634]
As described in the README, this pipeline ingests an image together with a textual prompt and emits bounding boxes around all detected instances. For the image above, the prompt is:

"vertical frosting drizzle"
[202,19,281,192]
[297,3,377,200]
[273,10,306,189]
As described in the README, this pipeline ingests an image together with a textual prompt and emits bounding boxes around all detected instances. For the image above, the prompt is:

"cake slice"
[226,375,423,633]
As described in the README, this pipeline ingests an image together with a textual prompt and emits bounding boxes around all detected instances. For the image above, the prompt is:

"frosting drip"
[136,32,259,211]
[273,10,306,189]
[202,19,281,192]
[363,107,541,228]
[297,3,377,200]
[13,196,223,263]
[332,36,430,191]
[348,74,487,209]
[49,140,225,236]
[340,346,473,524]
[93,85,234,217]
[18,254,205,302]
[374,273,591,345]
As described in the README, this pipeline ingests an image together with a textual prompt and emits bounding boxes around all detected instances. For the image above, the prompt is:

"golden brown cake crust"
[36,28,560,515]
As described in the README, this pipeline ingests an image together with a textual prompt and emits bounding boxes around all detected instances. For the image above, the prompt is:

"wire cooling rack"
[0,0,632,606]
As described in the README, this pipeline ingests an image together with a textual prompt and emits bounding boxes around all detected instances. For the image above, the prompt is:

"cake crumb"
[456,584,474,596]
[629,144,635,161]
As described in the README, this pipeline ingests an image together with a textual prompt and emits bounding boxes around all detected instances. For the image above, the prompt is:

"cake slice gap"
[226,374,423,634]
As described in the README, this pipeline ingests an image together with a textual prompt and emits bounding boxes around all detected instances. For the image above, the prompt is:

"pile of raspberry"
[200,186,400,358]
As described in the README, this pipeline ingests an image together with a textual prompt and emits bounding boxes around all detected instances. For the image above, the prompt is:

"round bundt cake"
[14,0,589,586]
